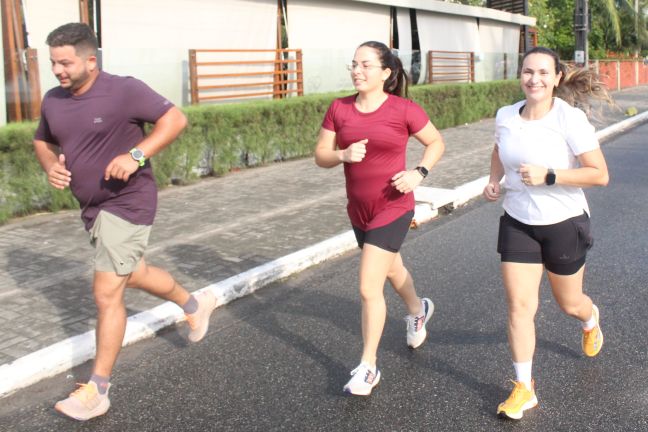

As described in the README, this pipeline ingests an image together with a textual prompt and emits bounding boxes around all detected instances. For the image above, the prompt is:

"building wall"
[23,0,79,96]
[100,0,277,106]
[10,0,534,112]
[287,0,390,94]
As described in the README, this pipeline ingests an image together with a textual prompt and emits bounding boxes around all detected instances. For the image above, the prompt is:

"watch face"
[417,166,428,177]
[546,172,556,185]
[131,149,144,160]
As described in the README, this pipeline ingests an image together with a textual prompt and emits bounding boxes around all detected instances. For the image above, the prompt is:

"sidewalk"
[1,86,647,396]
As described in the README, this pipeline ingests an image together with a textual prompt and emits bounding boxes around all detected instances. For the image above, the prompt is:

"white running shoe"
[406,297,434,349]
[185,291,217,342]
[343,362,381,396]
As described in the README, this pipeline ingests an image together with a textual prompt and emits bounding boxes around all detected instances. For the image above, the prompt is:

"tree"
[531,0,648,59]
[529,0,575,58]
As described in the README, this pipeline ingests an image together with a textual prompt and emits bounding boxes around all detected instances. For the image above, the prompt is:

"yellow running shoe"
[497,380,538,420]
[582,304,603,357]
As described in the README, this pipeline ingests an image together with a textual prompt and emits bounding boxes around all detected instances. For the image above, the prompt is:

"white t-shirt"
[495,97,599,225]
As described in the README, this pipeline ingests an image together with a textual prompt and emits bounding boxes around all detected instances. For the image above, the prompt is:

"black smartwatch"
[545,168,556,186]
[415,166,429,178]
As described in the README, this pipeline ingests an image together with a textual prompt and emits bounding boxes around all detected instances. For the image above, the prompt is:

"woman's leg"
[547,265,602,357]
[547,265,592,321]
[501,262,543,363]
[387,252,421,315]
[497,262,543,419]
[358,243,397,366]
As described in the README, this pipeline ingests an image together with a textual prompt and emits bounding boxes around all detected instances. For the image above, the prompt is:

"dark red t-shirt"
[322,94,429,230]
[34,71,173,230]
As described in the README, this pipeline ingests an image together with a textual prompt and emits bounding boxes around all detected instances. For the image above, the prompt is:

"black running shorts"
[497,212,593,275]
[353,210,414,253]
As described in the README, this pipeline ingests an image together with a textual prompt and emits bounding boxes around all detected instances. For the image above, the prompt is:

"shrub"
[0,80,522,224]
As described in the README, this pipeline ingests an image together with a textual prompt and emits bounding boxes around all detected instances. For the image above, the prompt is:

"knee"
[557,301,583,318]
[359,283,384,303]
[508,299,538,323]
[94,289,123,311]
[386,266,407,285]
[126,262,149,288]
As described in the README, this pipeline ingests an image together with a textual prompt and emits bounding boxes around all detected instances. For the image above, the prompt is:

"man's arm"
[104,107,187,182]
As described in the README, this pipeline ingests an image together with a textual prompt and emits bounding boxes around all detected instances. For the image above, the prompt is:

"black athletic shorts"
[497,211,593,275]
[352,210,414,253]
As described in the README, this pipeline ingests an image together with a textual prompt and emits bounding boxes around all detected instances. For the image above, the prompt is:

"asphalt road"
[1,124,647,431]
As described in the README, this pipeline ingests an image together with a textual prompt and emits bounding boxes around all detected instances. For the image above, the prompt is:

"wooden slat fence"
[188,48,303,104]
[427,50,475,84]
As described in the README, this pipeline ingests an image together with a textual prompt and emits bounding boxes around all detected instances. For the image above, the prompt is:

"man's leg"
[54,270,127,421]
[93,270,129,378]
[126,258,190,305]
[127,259,216,343]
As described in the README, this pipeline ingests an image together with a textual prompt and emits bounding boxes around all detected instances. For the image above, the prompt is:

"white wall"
[287,0,390,94]
[416,11,481,84]
[100,0,277,106]
[11,0,529,111]
[478,19,520,80]
[23,0,79,95]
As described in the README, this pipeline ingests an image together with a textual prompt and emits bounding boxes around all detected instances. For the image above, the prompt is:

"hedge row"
[0,80,523,224]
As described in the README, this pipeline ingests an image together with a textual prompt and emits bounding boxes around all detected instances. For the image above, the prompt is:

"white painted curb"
[596,110,648,142]
[0,231,357,397]
[1,112,646,398]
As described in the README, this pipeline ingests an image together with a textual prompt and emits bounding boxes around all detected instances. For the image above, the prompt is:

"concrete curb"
[1,112,646,398]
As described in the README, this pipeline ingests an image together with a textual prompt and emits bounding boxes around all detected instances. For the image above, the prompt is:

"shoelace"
[70,383,97,402]
[405,313,425,332]
[349,365,375,384]
[503,381,529,406]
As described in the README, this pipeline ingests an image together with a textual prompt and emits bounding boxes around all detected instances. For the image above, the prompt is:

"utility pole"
[574,0,588,67]
[635,0,640,57]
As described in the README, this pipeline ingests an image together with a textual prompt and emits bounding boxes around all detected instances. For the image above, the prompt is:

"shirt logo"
[93,117,103,124]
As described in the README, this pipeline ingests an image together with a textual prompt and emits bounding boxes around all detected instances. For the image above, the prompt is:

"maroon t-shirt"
[34,71,173,230]
[322,94,429,230]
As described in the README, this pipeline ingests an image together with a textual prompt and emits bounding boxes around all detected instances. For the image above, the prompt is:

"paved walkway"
[0,86,646,369]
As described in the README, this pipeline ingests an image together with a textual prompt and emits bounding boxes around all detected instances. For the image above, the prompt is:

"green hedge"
[0,80,522,225]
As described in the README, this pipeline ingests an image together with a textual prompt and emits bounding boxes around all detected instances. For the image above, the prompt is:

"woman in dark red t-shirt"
[315,41,445,396]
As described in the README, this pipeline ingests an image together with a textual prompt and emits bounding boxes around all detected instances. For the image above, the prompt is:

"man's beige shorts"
[89,210,151,276]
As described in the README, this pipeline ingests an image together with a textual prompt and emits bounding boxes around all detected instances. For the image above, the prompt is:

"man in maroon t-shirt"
[33,23,216,421]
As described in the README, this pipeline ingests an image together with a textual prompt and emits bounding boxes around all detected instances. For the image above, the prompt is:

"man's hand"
[104,153,140,182]
[47,154,71,190]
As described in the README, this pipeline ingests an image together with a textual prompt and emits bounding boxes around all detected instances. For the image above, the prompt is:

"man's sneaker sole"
[343,370,381,396]
[54,398,110,421]
[497,395,538,420]
[407,298,434,349]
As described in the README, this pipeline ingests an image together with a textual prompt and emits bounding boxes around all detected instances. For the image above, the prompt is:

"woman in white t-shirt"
[483,47,611,420]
